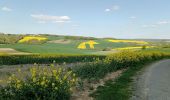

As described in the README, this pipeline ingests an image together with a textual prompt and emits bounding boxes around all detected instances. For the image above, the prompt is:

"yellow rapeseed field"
[77,40,99,49]
[18,36,47,43]
[108,39,149,45]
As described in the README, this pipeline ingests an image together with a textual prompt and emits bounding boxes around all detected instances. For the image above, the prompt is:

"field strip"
[0,48,30,55]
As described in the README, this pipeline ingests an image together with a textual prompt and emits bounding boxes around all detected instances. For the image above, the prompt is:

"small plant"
[0,64,78,100]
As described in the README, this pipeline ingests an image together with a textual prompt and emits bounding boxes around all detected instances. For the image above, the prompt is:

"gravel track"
[132,59,170,100]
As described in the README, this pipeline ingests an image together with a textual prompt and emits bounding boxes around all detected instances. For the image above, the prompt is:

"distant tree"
[142,45,146,50]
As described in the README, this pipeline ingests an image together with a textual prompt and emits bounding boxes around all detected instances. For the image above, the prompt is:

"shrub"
[73,51,170,80]
[0,64,78,100]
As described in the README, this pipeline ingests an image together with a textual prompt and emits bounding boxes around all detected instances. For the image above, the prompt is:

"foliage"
[91,51,170,100]
[0,54,105,65]
[0,64,77,100]
[73,59,109,80]
[74,51,170,80]
[0,34,23,44]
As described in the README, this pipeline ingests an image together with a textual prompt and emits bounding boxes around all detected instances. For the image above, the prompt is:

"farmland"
[0,34,170,100]
[1,34,169,55]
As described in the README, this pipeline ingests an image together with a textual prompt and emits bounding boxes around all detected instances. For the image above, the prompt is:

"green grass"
[90,64,145,100]
[142,48,170,53]
[0,37,138,55]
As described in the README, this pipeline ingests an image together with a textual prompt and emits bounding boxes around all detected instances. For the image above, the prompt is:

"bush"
[0,64,78,100]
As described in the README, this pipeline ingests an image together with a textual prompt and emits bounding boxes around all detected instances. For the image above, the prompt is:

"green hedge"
[0,55,105,65]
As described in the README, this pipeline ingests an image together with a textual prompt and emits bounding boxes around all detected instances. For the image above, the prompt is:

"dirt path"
[131,59,170,100]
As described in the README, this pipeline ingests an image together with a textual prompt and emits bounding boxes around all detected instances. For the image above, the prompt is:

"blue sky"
[0,0,170,39]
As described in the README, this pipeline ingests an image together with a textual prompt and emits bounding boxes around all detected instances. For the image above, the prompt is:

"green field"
[0,34,162,55]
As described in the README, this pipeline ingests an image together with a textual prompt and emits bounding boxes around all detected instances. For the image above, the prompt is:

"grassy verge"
[90,58,168,100]
[90,62,148,99]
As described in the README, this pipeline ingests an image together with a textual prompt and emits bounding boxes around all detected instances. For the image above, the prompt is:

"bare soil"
[47,39,71,44]
[0,48,30,55]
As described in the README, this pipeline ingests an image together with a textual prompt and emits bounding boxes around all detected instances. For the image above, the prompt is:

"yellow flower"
[108,39,149,45]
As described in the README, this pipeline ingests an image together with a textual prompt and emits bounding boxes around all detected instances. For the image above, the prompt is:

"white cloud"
[105,5,120,12]
[31,14,71,23]
[1,6,12,12]
[105,9,111,12]
[129,16,136,19]
[157,21,170,25]
[142,20,170,28]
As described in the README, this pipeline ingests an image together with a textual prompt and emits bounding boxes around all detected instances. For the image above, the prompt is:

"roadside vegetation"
[0,51,170,100]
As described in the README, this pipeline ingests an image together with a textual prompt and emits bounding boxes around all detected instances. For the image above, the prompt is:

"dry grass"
[71,69,125,100]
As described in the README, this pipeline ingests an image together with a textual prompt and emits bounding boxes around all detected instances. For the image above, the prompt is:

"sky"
[0,0,170,39]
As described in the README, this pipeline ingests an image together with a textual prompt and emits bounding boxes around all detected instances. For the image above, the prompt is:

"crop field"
[0,34,170,100]
[0,34,164,55]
